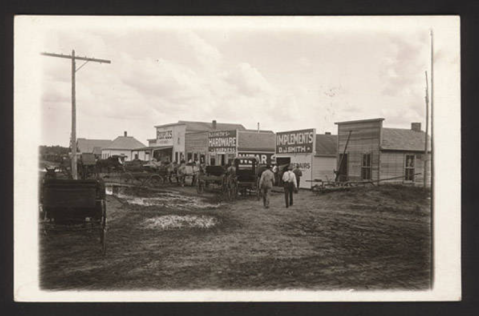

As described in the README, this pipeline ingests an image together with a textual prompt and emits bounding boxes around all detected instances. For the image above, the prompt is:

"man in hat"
[293,165,303,191]
[259,164,275,209]
[282,164,297,208]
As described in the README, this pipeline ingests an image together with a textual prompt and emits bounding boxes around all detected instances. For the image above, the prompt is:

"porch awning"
[134,146,172,152]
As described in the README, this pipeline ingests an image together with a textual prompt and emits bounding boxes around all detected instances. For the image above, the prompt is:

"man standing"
[259,165,275,209]
[282,164,297,208]
[293,165,303,191]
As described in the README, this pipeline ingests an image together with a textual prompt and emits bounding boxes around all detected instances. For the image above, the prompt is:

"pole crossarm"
[41,52,111,64]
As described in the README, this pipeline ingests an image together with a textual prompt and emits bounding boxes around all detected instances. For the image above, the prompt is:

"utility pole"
[41,51,111,179]
[424,71,429,188]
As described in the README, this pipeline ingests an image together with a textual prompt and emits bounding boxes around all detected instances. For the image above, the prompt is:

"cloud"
[223,63,276,97]
[177,30,223,68]
[380,34,428,97]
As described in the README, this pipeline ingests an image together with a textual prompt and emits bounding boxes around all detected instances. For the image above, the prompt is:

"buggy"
[40,178,107,254]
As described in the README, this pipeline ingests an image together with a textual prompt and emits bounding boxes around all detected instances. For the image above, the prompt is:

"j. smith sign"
[208,130,237,153]
[276,129,315,154]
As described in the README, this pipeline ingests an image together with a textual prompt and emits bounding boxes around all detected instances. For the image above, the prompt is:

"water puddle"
[106,184,221,210]
[143,215,219,230]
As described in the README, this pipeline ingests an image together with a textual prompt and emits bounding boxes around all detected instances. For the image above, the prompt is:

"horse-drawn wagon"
[196,165,237,200]
[234,156,261,199]
[40,178,107,255]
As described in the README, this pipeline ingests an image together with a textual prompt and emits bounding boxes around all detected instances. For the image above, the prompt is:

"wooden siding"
[185,132,209,154]
[312,156,336,182]
[380,151,431,186]
[337,120,382,181]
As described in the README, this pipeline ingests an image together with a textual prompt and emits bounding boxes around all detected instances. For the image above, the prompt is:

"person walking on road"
[282,164,297,208]
[259,164,275,209]
[293,165,302,191]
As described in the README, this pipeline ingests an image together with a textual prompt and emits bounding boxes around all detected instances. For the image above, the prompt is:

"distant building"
[76,138,112,158]
[335,118,431,186]
[101,131,146,161]
[144,120,247,163]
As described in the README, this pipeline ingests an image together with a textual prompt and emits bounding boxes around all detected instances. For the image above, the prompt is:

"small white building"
[275,128,338,189]
[101,132,146,161]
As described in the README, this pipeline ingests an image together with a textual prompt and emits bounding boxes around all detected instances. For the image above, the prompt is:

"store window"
[405,155,415,181]
[361,153,371,180]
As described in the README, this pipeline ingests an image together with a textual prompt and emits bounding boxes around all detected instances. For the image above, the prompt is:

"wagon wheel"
[120,172,134,184]
[148,174,163,187]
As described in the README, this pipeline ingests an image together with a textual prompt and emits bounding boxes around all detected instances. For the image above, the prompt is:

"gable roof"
[315,134,338,157]
[77,138,112,153]
[238,131,275,152]
[104,136,146,150]
[178,120,247,132]
[381,128,431,152]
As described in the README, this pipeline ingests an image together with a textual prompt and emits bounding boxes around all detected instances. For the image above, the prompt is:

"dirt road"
[40,184,431,290]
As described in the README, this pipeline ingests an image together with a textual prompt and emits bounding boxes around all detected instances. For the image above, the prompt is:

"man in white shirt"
[282,164,297,208]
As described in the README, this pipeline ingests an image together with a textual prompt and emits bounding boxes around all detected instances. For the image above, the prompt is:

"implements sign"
[208,130,237,153]
[276,128,316,154]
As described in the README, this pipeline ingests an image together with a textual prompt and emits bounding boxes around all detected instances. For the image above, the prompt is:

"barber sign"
[276,128,316,154]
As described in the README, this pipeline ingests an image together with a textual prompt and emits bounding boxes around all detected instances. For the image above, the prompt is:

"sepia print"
[14,16,460,301]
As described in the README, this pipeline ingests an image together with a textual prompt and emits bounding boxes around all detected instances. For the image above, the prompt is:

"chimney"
[257,122,260,133]
[212,120,217,130]
[124,131,128,137]
[411,123,421,132]
[325,132,331,135]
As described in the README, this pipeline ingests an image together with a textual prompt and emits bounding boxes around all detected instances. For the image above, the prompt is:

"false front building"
[145,120,246,163]
[335,118,431,186]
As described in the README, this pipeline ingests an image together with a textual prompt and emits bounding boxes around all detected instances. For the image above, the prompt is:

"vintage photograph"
[14,16,460,301]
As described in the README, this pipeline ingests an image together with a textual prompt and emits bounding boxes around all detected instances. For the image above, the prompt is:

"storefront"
[275,128,316,189]
[147,123,186,162]
[207,130,237,166]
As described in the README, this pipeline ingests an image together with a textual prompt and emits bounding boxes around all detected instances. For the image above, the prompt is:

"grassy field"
[40,184,431,290]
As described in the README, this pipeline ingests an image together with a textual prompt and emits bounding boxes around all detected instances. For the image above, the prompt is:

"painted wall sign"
[156,129,173,146]
[289,155,313,189]
[237,152,274,165]
[276,129,315,154]
[208,130,237,153]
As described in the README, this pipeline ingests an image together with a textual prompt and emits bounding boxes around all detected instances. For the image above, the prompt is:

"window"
[135,154,139,160]
[177,137,180,145]
[361,153,372,180]
[175,152,178,163]
[405,155,415,181]
[187,153,193,161]
[194,153,198,161]
[210,157,216,166]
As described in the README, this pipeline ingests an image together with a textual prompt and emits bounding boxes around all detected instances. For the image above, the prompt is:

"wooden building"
[76,138,112,159]
[335,118,431,186]
[145,120,246,163]
[101,131,146,161]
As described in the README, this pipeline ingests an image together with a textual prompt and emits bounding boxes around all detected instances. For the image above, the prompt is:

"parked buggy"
[234,156,260,199]
[40,178,107,255]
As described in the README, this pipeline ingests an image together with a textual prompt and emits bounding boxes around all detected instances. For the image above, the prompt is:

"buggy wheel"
[149,175,162,187]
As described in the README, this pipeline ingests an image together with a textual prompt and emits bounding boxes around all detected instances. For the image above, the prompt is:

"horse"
[177,163,201,187]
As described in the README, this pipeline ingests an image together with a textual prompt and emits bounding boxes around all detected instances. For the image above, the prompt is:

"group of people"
[258,164,302,209]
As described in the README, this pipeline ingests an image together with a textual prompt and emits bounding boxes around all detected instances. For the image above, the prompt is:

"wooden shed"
[335,118,431,186]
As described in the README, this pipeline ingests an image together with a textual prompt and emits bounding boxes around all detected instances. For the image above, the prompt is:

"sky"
[35,17,451,147]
